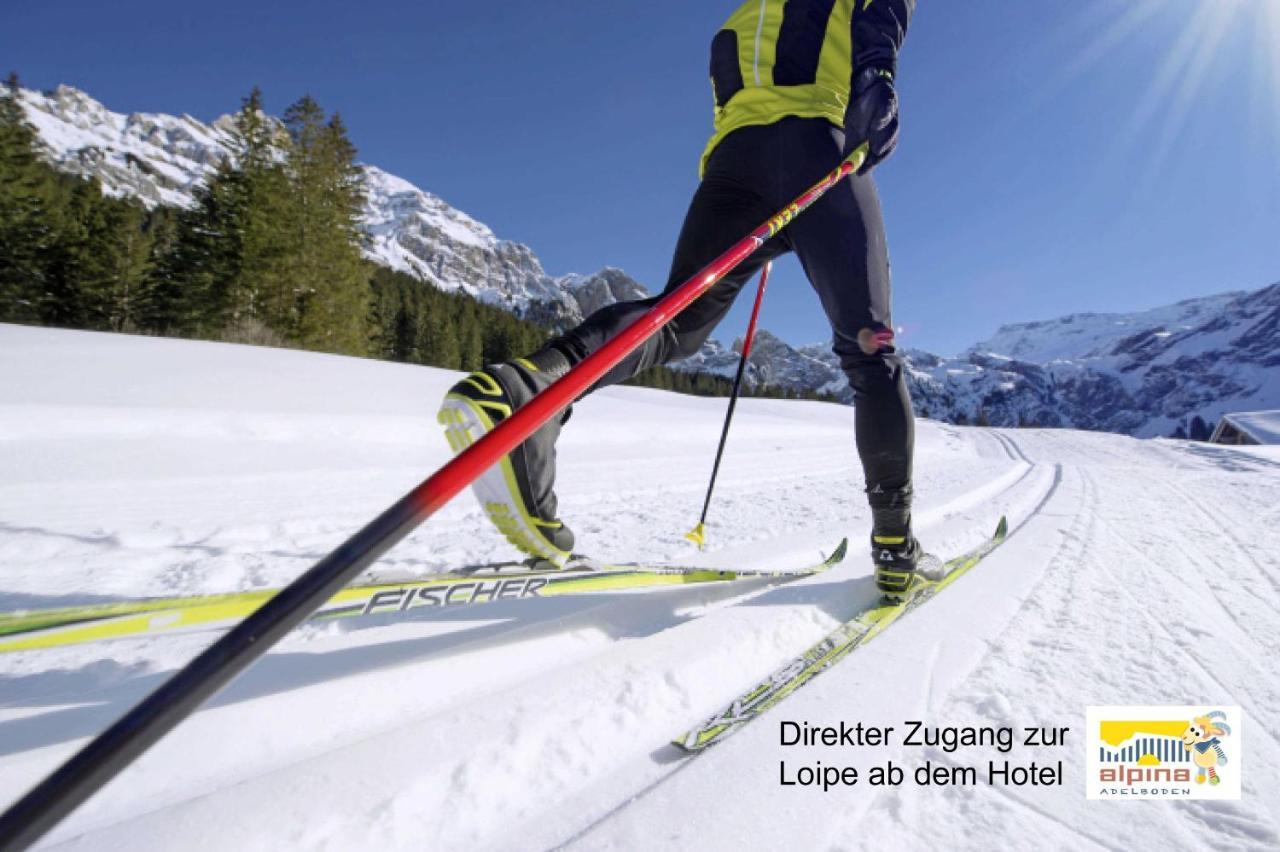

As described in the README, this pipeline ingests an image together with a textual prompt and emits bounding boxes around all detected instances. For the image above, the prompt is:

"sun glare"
[1257,0,1280,147]
[1124,1,1241,173]
[1062,0,1279,178]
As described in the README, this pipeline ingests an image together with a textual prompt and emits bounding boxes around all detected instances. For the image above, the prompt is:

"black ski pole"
[685,261,772,549]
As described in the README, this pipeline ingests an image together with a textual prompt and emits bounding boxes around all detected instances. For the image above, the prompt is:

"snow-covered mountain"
[970,291,1242,363]
[907,283,1280,437]
[16,85,1279,438]
[17,85,644,328]
[675,330,852,398]
[678,284,1280,438]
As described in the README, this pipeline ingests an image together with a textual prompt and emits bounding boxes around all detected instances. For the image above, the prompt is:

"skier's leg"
[440,130,783,564]
[782,121,917,594]
[543,137,785,390]
[439,347,580,564]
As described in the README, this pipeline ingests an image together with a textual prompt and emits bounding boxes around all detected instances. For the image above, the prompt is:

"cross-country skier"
[439,0,919,598]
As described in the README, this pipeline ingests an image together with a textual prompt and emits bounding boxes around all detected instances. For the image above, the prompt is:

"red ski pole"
[685,260,772,549]
[0,144,868,851]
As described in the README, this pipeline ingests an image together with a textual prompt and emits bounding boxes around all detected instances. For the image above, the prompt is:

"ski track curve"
[549,428,1279,851]
[832,430,1280,852]
[4,424,1046,851]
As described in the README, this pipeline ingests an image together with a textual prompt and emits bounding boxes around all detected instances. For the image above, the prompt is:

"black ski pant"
[544,116,914,531]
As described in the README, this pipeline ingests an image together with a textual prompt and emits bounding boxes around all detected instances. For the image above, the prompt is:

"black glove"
[844,65,899,173]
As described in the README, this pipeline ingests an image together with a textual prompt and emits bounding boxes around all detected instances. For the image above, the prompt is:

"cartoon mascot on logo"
[1182,710,1231,785]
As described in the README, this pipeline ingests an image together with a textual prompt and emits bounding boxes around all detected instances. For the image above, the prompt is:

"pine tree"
[38,178,95,327]
[232,87,292,332]
[277,97,370,355]
[147,88,296,338]
[457,301,483,370]
[99,200,154,330]
[150,158,249,335]
[418,300,460,368]
[38,178,154,330]
[0,74,54,323]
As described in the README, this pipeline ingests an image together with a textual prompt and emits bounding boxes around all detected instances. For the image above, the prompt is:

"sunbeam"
[1054,1,1279,190]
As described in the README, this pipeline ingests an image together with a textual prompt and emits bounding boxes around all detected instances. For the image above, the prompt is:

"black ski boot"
[871,532,924,601]
[438,349,575,566]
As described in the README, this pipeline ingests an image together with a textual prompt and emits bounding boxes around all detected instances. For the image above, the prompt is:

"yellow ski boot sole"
[437,392,571,568]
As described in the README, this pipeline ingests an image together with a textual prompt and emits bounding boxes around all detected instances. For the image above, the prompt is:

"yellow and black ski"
[0,540,847,654]
[675,518,1009,752]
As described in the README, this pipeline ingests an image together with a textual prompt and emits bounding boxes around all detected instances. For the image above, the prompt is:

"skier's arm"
[844,0,914,170]
[851,0,915,74]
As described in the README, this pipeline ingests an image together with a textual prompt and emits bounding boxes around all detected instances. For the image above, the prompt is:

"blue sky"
[5,0,1278,354]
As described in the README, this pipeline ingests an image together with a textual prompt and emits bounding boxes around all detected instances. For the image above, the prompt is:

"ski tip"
[670,737,702,754]
[684,524,707,550]
[994,516,1009,539]
[828,538,849,564]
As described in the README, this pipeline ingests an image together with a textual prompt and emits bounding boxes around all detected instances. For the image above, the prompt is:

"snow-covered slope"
[1,324,1277,850]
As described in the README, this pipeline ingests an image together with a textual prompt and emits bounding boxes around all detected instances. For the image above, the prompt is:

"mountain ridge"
[17,83,1279,438]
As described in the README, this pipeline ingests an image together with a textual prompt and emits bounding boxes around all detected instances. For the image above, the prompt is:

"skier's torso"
[701,0,912,176]
[702,0,855,175]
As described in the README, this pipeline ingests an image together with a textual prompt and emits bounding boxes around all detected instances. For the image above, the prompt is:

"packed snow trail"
[0,324,1276,850]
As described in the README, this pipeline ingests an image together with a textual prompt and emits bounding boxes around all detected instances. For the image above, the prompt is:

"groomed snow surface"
[1,324,1278,851]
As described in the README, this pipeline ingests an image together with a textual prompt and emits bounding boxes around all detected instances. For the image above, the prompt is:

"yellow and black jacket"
[702,0,914,175]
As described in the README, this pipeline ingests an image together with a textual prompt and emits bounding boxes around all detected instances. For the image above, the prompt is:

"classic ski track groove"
[1158,472,1280,599]
[904,751,1116,852]
[572,438,1060,843]
[1103,489,1261,654]
[550,434,1061,847]
[1081,466,1280,752]
[829,433,1091,846]
[836,435,1278,851]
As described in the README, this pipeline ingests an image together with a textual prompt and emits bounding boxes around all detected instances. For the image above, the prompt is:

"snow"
[1,324,1278,850]
[360,165,497,252]
[971,292,1242,364]
[19,85,234,210]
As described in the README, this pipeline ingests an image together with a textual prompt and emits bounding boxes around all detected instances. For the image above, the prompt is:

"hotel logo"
[1086,705,1241,800]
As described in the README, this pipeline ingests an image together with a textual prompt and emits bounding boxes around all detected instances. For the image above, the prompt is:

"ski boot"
[872,532,924,602]
[437,349,575,567]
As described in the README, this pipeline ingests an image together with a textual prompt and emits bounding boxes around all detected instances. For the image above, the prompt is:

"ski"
[674,517,1009,752]
[0,539,846,653]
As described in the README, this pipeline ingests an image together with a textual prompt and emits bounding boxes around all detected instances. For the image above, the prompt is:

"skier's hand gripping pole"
[0,143,869,851]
